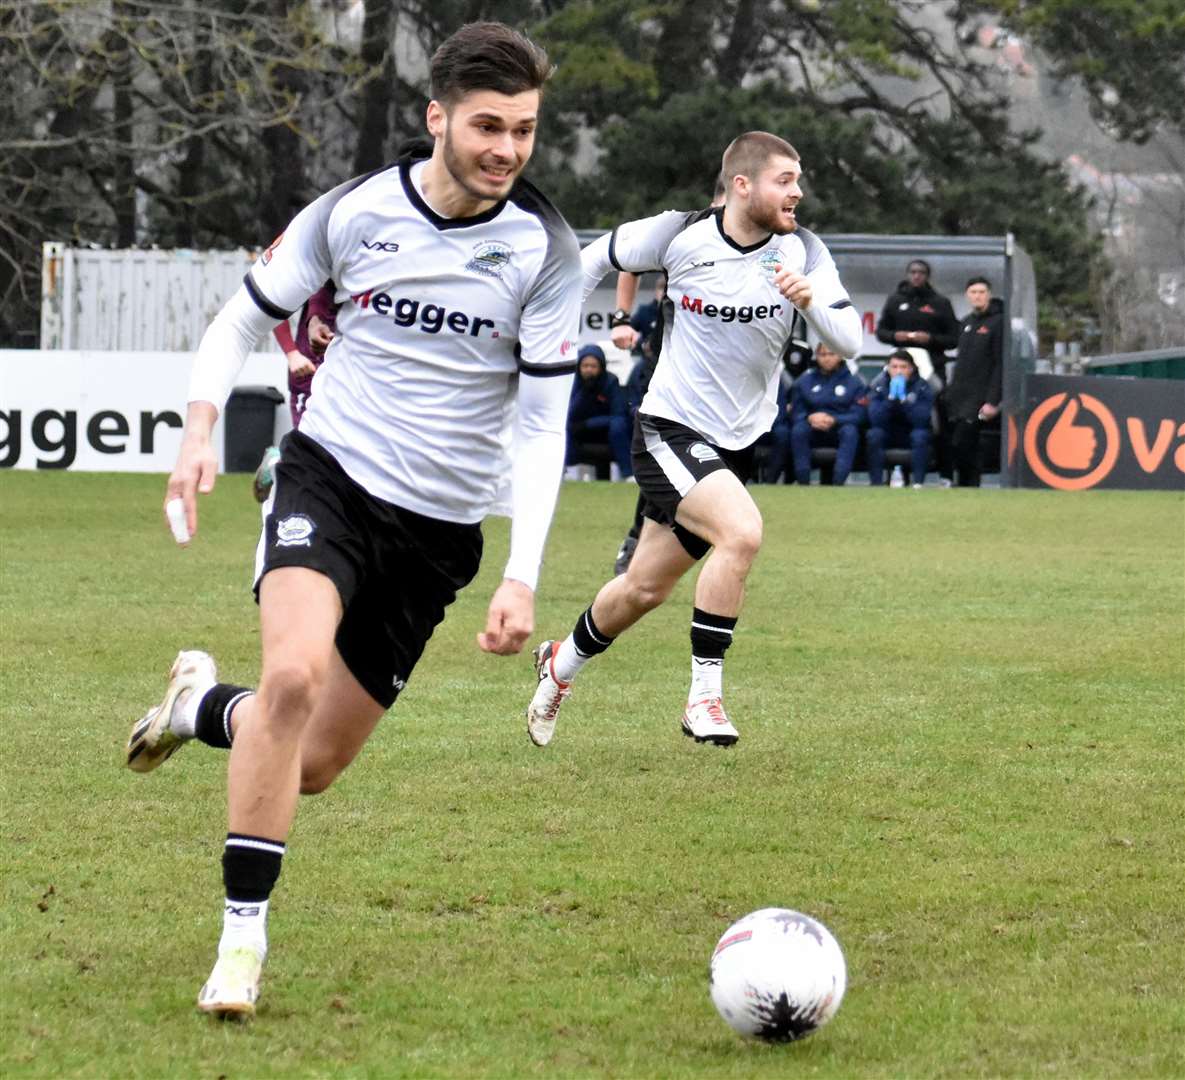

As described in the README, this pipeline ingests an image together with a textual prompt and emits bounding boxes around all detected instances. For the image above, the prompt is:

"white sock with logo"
[219,898,269,960]
[690,656,724,702]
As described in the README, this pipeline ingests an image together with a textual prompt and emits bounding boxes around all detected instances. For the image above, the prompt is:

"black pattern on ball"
[752,990,823,1042]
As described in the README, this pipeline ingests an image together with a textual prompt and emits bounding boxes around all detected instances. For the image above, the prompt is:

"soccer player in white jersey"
[526,131,862,749]
[123,22,581,1017]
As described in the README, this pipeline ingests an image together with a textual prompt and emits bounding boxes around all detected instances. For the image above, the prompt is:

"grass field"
[2,471,1183,1078]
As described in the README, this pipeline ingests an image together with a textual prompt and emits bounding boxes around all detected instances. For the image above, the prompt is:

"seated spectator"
[567,344,632,479]
[789,342,867,486]
[865,349,935,488]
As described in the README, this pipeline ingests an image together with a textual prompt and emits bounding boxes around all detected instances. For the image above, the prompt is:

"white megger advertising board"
[0,351,288,472]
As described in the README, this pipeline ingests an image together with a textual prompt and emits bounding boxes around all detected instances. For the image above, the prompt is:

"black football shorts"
[631,413,756,560]
[255,430,483,708]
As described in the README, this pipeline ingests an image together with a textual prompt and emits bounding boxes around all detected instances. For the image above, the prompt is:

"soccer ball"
[709,908,846,1042]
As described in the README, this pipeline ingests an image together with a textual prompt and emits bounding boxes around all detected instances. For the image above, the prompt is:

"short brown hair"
[429,22,554,106]
[721,131,799,185]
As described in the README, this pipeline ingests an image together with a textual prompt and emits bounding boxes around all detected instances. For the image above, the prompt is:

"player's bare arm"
[612,272,642,350]
[165,400,219,541]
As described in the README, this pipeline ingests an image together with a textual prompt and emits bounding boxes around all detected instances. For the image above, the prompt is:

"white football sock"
[219,897,268,960]
[172,680,215,739]
[690,655,724,702]
[552,636,593,684]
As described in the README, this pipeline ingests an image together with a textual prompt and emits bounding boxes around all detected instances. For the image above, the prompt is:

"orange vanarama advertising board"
[1015,375,1185,491]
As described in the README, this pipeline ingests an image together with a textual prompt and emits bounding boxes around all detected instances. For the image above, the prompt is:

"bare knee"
[622,572,677,613]
[717,518,763,567]
[299,757,342,796]
[257,661,323,731]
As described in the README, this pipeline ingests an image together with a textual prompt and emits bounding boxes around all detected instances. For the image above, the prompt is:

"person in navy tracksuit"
[567,344,632,478]
[865,349,935,486]
[789,341,867,485]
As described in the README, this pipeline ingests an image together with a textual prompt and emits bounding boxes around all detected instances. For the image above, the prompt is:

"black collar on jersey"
[399,156,509,232]
[713,206,775,255]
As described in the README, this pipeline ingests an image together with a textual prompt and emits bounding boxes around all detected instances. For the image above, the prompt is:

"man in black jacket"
[945,277,1004,487]
[875,259,960,385]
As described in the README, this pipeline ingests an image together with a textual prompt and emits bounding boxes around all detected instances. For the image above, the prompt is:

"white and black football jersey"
[243,154,581,523]
[585,207,859,449]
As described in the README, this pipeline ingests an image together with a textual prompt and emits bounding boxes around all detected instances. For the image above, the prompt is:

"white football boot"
[197,946,264,1018]
[125,650,217,772]
[526,641,571,747]
[681,697,739,747]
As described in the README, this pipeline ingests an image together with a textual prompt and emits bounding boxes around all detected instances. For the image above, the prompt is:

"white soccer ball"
[709,908,846,1042]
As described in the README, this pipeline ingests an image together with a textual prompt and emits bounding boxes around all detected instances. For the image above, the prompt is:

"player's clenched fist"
[772,268,813,310]
[477,579,535,655]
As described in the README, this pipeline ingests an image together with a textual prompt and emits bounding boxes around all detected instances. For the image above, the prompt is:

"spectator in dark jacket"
[789,342,867,486]
[865,349,935,487]
[875,259,961,385]
[567,344,632,479]
[945,277,1005,487]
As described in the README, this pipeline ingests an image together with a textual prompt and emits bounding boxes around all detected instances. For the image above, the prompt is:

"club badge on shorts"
[276,514,315,548]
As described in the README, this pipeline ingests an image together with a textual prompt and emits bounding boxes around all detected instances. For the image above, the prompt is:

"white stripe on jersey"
[245,156,581,524]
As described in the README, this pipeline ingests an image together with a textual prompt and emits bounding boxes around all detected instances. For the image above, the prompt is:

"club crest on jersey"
[276,514,315,547]
[467,241,512,277]
[260,232,284,265]
[758,249,784,280]
[689,443,720,462]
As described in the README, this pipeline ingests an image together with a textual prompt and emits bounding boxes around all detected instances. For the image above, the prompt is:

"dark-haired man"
[125,22,580,1016]
[946,276,1004,487]
[864,349,935,487]
[875,259,959,385]
[525,131,861,749]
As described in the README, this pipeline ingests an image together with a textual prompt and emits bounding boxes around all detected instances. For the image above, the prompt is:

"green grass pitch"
[2,471,1182,1078]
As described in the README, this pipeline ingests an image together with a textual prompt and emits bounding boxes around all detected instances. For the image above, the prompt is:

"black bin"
[223,385,285,472]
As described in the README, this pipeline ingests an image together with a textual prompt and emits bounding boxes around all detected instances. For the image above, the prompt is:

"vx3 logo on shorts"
[276,513,315,547]
[689,443,720,462]
[361,239,401,253]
